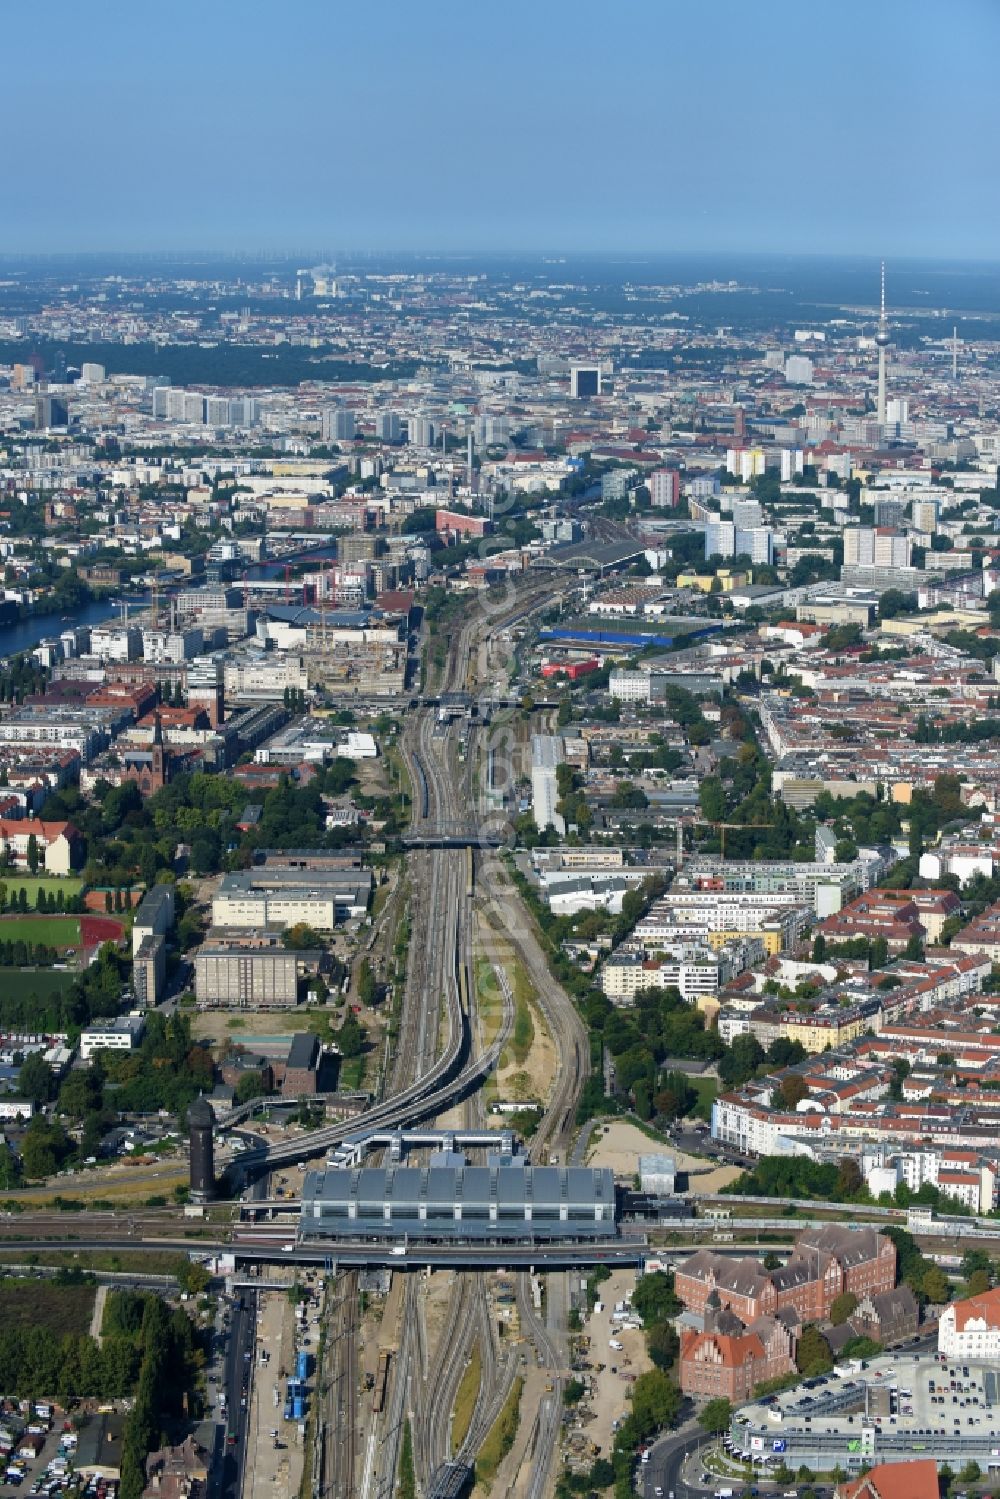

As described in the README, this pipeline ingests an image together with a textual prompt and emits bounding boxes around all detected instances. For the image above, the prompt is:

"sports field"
[0,914,124,949]
[0,968,76,1002]
[0,914,82,948]
[0,877,83,904]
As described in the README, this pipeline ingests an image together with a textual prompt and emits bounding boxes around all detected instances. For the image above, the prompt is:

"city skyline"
[3,0,998,257]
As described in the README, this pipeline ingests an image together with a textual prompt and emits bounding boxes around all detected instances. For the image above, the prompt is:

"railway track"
[319,1271,358,1499]
[515,1272,565,1499]
[255,578,581,1499]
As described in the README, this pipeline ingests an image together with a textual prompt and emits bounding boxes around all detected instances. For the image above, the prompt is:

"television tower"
[875,260,891,425]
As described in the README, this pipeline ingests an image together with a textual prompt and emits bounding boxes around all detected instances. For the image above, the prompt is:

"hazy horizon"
[3,0,997,258]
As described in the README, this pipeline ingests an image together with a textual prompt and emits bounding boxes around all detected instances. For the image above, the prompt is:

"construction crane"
[680,817,775,863]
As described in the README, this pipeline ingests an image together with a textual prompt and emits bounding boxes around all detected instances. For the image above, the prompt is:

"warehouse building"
[195,945,314,1007]
[299,1163,617,1242]
[211,865,371,929]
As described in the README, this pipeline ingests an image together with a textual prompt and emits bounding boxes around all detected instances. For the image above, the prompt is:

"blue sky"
[5,0,998,257]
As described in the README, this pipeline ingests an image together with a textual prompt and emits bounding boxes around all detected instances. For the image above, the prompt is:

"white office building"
[609,668,668,703]
[80,1014,146,1060]
[784,355,814,385]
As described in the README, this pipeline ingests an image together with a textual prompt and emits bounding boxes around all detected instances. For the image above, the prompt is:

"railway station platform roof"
[299,1162,617,1241]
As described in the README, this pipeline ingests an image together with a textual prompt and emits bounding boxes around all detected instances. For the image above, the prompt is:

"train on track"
[372,1350,392,1415]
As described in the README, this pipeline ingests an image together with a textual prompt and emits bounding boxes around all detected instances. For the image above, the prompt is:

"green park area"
[0,1274,96,1336]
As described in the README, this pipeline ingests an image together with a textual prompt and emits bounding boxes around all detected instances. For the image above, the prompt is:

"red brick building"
[281,1032,321,1097]
[680,1306,797,1401]
[675,1252,776,1322]
[435,509,491,541]
[675,1225,896,1326]
[122,715,169,795]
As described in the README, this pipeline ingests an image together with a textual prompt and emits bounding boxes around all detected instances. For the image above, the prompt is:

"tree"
[283,923,325,951]
[58,1068,102,1120]
[718,1034,764,1088]
[654,1071,696,1121]
[829,1291,858,1326]
[563,1378,585,1406]
[357,958,377,1006]
[835,1157,863,1198]
[632,1272,681,1327]
[177,1261,211,1295]
[235,1072,267,1104]
[768,1038,807,1069]
[960,1248,991,1282]
[878,589,916,620]
[698,1398,732,1434]
[779,1075,808,1109]
[823,623,863,652]
[699,776,726,824]
[630,1368,681,1437]
[336,1013,364,1059]
[646,1321,679,1371]
[921,1265,951,1305]
[26,833,39,875]
[959,1460,982,1485]
[20,1116,72,1180]
[0,1140,20,1190]
[17,1052,57,1105]
[795,1326,833,1377]
[967,1269,990,1297]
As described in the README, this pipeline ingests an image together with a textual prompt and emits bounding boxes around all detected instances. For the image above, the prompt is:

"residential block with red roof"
[836,1459,938,1499]
[0,818,83,875]
[938,1284,1000,1361]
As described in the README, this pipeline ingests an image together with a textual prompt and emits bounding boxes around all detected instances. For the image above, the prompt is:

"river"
[0,596,149,660]
[0,540,342,659]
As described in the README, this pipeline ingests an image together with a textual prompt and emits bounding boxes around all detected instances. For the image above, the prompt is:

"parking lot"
[0,1407,120,1499]
[733,1348,1000,1473]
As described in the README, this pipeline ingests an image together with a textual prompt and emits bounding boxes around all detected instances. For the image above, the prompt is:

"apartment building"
[939,1287,1000,1362]
[0,817,83,875]
[601,947,722,1005]
[635,891,811,955]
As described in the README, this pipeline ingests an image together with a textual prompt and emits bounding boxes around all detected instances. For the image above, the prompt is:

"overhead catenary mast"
[875,260,891,426]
